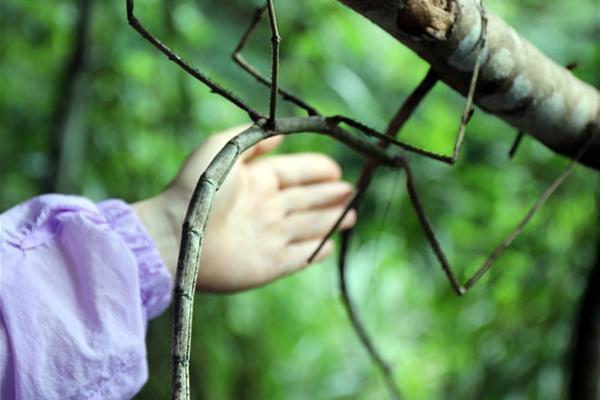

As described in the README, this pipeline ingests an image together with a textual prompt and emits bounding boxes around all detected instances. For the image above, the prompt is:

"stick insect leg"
[125,0,265,122]
[331,68,436,395]
[231,5,319,116]
[326,115,458,163]
[266,0,280,128]
[308,69,438,262]
[331,8,487,165]
[508,131,525,159]
[338,228,403,400]
[447,6,488,163]
[400,158,466,295]
[462,131,595,290]
[401,129,595,295]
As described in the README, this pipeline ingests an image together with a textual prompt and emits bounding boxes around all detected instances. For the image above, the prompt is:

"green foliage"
[1,0,598,399]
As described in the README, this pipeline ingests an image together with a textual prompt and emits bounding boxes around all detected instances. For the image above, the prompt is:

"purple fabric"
[0,194,172,399]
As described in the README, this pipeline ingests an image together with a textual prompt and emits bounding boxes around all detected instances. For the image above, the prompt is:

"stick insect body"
[125,1,594,398]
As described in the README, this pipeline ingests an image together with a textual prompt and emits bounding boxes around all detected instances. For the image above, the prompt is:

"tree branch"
[335,0,600,169]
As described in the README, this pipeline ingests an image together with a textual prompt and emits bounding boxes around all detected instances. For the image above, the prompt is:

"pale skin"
[133,126,357,293]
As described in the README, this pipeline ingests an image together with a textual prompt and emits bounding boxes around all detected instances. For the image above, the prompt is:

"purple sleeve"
[0,194,172,400]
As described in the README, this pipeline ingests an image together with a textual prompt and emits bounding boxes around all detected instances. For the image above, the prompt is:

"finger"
[282,239,334,275]
[258,153,342,189]
[279,181,354,213]
[200,125,282,162]
[242,135,283,162]
[285,206,357,243]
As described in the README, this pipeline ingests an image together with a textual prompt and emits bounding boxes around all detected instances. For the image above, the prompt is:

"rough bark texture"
[336,0,600,169]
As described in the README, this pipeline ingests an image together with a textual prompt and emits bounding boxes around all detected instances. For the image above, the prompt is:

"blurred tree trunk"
[336,0,599,169]
[568,238,600,400]
[45,0,92,193]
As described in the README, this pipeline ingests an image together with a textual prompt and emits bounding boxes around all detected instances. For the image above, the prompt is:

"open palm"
[149,126,356,292]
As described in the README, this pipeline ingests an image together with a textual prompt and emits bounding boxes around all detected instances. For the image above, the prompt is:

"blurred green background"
[1,0,599,398]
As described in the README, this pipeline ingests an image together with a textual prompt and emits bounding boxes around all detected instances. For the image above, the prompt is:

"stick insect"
[126,1,595,398]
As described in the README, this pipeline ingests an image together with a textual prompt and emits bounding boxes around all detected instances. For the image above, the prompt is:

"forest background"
[1,0,599,398]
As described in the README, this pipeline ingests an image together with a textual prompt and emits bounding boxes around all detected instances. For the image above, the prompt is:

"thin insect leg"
[308,163,376,262]
[384,69,438,139]
[463,132,595,290]
[327,115,457,164]
[401,158,466,295]
[232,6,267,56]
[125,0,265,122]
[508,131,524,159]
[327,11,487,165]
[338,229,403,400]
[231,6,319,116]
[266,0,280,128]
[448,8,488,163]
[308,70,438,262]
[565,61,579,71]
[401,130,595,295]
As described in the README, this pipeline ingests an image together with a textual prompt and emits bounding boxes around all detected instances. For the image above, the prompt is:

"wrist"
[132,191,184,277]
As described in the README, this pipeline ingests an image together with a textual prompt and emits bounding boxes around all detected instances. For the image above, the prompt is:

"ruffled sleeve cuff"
[98,199,172,320]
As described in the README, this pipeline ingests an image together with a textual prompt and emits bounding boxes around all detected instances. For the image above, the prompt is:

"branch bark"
[335,0,600,169]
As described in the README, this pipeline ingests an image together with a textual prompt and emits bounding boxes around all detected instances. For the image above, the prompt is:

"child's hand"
[134,125,356,293]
